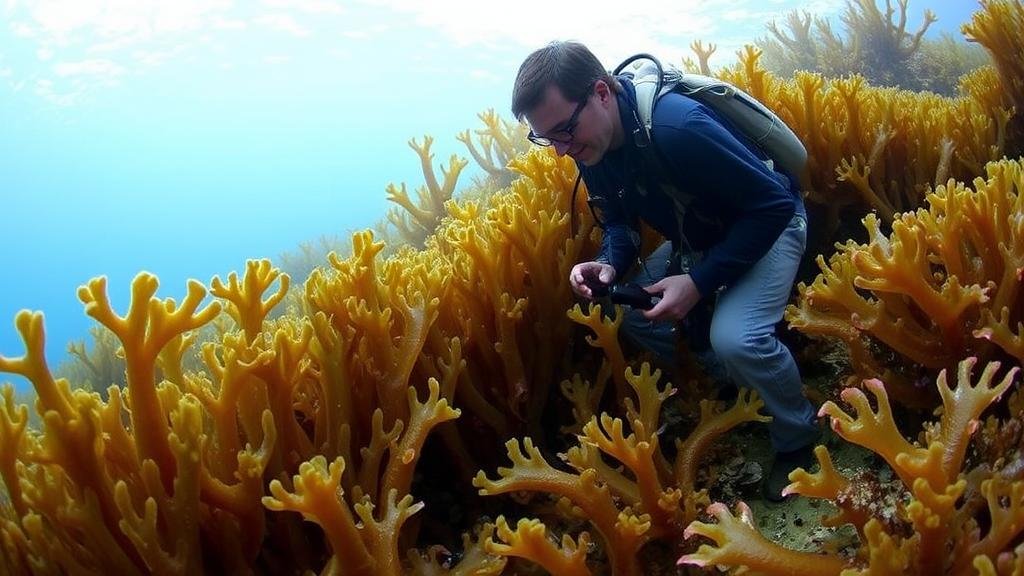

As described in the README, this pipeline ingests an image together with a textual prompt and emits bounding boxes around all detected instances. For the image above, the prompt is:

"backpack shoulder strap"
[613,54,672,149]
[611,56,693,202]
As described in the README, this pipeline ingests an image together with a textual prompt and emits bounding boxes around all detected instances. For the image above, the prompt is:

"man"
[511,40,819,501]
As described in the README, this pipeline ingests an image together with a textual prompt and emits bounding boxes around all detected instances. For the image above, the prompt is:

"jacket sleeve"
[585,179,639,280]
[653,107,796,296]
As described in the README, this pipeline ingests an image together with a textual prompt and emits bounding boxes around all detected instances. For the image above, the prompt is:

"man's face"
[523,82,614,166]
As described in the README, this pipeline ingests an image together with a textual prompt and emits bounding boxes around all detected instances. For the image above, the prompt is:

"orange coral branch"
[195,332,273,470]
[567,303,628,405]
[905,478,966,574]
[785,445,848,500]
[674,389,771,492]
[353,489,425,576]
[0,385,29,518]
[563,441,638,503]
[406,523,507,575]
[853,214,988,357]
[210,259,289,345]
[78,274,220,491]
[380,379,460,501]
[819,378,933,488]
[622,363,674,444]
[932,358,1017,482]
[357,409,403,504]
[958,478,1024,572]
[473,438,647,575]
[263,456,376,575]
[680,501,848,574]
[855,519,914,574]
[976,307,1024,363]
[581,414,673,535]
[486,516,591,576]
[0,311,74,418]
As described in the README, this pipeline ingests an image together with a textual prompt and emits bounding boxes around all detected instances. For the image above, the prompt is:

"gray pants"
[620,215,819,452]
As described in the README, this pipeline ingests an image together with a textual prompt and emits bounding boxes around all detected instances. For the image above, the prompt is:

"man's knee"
[709,325,773,365]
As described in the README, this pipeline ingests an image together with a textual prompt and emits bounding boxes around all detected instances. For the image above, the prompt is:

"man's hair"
[511,40,615,121]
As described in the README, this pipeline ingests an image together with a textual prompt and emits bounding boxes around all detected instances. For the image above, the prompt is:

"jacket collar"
[614,77,645,153]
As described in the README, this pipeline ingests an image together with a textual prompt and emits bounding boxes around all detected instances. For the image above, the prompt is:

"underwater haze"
[1,0,977,393]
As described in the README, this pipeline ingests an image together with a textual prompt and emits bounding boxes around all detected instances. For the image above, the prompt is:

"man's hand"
[570,262,616,300]
[642,274,701,321]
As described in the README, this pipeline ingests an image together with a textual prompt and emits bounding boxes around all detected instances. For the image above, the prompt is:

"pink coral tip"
[677,555,707,567]
[706,502,729,516]
[862,378,885,392]
[850,312,865,329]
[781,485,797,497]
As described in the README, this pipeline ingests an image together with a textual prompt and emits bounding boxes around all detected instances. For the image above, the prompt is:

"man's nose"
[552,141,571,156]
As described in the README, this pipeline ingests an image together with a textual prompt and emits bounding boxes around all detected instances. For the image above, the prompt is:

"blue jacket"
[580,77,805,298]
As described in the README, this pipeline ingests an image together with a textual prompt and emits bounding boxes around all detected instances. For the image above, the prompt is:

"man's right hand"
[570,262,616,300]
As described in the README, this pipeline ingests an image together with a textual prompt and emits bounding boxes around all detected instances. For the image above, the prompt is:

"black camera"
[588,281,656,310]
[611,282,656,310]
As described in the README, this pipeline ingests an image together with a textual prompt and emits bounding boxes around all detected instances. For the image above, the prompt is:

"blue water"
[0,1,983,393]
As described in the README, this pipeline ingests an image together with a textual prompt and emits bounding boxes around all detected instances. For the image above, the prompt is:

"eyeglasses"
[527,96,588,147]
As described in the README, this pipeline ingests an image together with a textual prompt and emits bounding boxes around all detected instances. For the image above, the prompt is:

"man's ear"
[594,79,612,103]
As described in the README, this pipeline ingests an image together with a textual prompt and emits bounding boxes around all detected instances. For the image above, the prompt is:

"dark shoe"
[764,443,817,502]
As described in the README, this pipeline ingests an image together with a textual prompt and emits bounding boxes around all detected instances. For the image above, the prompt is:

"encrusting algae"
[3,1,1024,574]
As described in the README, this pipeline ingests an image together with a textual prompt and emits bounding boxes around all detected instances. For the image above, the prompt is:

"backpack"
[613,53,807,178]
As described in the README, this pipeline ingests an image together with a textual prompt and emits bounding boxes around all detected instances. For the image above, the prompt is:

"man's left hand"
[642,274,702,321]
